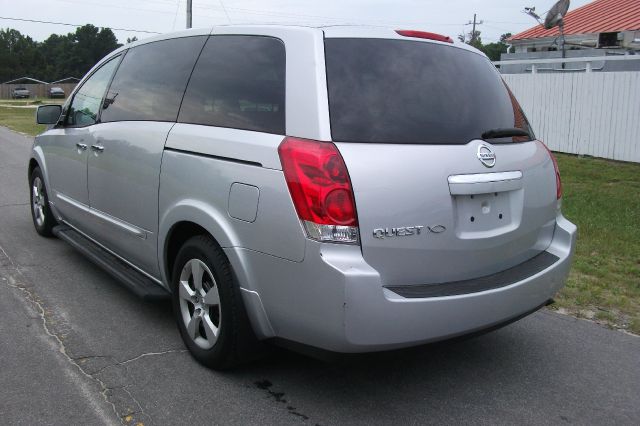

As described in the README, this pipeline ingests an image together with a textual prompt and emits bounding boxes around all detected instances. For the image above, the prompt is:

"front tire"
[171,235,256,369]
[29,166,56,237]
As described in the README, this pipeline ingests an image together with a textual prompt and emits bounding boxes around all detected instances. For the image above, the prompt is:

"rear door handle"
[75,143,87,151]
[91,145,104,152]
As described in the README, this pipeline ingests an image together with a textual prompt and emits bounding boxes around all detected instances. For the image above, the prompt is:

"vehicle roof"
[86,24,485,93]
[119,24,484,57]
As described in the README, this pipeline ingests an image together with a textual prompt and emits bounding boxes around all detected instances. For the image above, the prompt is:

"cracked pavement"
[1,126,639,425]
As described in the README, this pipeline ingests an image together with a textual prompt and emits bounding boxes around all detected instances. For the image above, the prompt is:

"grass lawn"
[0,104,637,333]
[0,106,47,136]
[0,97,65,107]
[554,154,640,334]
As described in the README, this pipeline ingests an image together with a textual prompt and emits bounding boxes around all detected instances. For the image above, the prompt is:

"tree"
[457,31,513,62]
[458,29,482,47]
[0,29,41,81]
[66,25,121,79]
[41,33,74,80]
[0,25,122,83]
[468,31,483,50]
[500,33,513,44]
[480,33,513,61]
[126,36,138,44]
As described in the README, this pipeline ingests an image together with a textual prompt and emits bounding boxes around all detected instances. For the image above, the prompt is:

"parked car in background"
[31,26,576,369]
[11,87,30,99]
[48,87,65,98]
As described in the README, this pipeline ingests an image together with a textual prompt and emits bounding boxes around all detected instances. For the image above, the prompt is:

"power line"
[482,24,515,33]
[193,2,465,27]
[171,0,181,31]
[484,20,531,25]
[0,16,162,34]
[218,0,232,24]
[53,0,177,17]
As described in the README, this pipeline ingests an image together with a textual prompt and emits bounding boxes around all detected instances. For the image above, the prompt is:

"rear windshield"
[324,38,533,144]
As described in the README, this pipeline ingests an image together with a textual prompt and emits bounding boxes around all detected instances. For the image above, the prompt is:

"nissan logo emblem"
[477,144,496,168]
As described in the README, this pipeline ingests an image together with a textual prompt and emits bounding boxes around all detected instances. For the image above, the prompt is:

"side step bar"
[53,225,170,301]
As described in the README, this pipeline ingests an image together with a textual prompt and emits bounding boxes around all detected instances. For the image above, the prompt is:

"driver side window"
[67,56,121,127]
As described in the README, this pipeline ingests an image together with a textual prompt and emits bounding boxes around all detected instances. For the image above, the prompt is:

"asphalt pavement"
[1,125,639,425]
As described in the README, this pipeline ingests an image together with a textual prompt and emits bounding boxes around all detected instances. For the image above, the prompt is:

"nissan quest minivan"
[30,25,576,369]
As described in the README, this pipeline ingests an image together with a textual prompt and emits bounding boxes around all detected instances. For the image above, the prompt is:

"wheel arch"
[28,151,54,216]
[158,202,275,340]
[28,158,39,177]
[28,146,50,189]
[158,201,240,287]
[163,221,212,287]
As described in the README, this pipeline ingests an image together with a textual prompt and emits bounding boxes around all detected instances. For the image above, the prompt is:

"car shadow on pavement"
[217,327,548,423]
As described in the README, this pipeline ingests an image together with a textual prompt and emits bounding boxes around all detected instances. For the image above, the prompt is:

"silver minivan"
[31,25,576,369]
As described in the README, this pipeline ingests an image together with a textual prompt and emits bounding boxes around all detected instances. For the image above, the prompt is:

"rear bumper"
[226,213,576,353]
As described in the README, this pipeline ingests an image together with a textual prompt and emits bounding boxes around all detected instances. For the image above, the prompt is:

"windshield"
[324,38,534,144]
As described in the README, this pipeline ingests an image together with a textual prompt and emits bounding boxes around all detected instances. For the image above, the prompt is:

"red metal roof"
[510,0,640,41]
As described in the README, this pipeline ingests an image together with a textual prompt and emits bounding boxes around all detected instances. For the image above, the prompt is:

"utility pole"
[472,14,478,42]
[466,13,483,43]
[187,0,192,29]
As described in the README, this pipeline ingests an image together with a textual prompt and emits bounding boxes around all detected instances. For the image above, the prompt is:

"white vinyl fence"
[495,56,640,163]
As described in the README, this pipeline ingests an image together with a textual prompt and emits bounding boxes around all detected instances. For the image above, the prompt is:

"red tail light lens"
[541,141,563,200]
[278,137,359,244]
[396,30,453,43]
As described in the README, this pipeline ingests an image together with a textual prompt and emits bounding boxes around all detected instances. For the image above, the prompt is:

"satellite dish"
[544,0,570,29]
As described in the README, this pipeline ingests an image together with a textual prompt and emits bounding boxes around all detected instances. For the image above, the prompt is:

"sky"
[0,0,592,44]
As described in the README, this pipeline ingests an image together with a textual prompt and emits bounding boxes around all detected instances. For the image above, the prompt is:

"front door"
[43,56,121,233]
[40,126,90,228]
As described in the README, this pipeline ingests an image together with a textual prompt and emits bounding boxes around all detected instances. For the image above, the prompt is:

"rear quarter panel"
[158,125,307,285]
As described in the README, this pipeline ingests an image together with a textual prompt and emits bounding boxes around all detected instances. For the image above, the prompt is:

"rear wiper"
[481,127,531,140]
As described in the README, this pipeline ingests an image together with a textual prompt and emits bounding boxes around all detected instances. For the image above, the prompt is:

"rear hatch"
[324,35,559,287]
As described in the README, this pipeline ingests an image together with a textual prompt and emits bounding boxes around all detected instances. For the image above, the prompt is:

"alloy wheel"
[32,176,46,228]
[178,259,221,349]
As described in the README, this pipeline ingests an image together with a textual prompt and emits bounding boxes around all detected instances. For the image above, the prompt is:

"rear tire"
[29,166,56,237]
[171,235,258,369]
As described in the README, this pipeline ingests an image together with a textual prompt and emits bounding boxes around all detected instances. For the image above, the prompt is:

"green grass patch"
[0,97,65,107]
[553,154,640,334]
[0,106,47,136]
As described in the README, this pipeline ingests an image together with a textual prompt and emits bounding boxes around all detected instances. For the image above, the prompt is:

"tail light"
[278,137,359,244]
[541,141,562,200]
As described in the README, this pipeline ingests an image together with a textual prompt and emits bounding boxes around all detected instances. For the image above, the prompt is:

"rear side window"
[178,35,286,134]
[100,36,207,123]
[324,38,533,144]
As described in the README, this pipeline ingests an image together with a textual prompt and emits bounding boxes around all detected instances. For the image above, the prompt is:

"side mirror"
[36,104,63,125]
